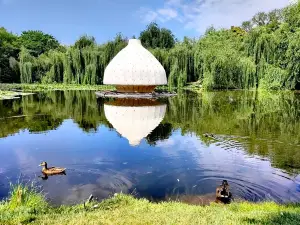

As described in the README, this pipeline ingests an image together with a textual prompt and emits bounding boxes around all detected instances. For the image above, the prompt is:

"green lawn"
[1,184,300,225]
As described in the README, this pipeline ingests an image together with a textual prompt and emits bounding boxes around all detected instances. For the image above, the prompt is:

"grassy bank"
[1,185,300,225]
[0,83,173,92]
[0,83,116,92]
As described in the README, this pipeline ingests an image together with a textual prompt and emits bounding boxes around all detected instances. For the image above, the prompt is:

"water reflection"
[104,99,167,146]
[0,90,299,205]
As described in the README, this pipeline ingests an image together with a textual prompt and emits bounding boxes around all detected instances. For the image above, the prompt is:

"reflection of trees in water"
[0,91,110,137]
[146,123,173,146]
[0,90,300,172]
[165,91,300,173]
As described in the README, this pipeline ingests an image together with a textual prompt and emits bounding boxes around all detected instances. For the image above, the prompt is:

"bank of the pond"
[0,83,116,92]
[1,185,300,225]
[0,90,35,100]
[0,83,173,92]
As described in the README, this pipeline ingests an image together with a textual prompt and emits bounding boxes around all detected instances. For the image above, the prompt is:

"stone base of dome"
[95,90,177,99]
[116,85,156,93]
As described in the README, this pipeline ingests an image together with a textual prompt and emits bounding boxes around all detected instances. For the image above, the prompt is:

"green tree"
[18,30,60,56]
[241,21,253,32]
[252,12,268,26]
[160,28,176,49]
[140,22,175,49]
[74,35,96,49]
[0,27,19,83]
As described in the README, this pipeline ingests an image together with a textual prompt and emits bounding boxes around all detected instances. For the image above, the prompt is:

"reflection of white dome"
[103,39,167,86]
[104,104,167,146]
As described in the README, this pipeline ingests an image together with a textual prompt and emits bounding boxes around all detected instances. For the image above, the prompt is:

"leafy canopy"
[18,30,60,56]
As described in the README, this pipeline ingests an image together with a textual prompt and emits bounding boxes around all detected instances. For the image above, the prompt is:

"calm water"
[0,90,300,205]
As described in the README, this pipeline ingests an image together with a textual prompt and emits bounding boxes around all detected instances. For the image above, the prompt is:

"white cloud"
[157,8,178,21]
[139,5,182,23]
[139,8,159,23]
[139,0,291,33]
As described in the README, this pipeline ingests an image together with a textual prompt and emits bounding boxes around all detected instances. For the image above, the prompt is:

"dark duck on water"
[165,180,233,206]
[215,180,232,204]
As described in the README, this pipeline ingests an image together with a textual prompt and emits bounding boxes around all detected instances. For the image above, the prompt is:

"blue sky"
[0,0,292,45]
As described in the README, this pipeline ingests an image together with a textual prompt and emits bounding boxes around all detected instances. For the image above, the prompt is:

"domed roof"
[103,39,167,86]
[104,103,167,146]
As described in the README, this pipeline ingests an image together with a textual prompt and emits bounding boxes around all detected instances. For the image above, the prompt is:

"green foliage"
[241,21,253,32]
[74,35,96,49]
[0,27,19,83]
[252,12,268,26]
[6,183,47,211]
[19,47,34,83]
[140,22,175,49]
[1,1,300,89]
[194,29,249,90]
[260,64,289,90]
[18,30,60,56]
[286,30,300,88]
[0,184,300,225]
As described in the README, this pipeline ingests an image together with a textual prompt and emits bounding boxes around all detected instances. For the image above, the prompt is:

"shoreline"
[0,90,35,100]
[1,83,298,94]
[0,83,116,92]
[1,184,300,225]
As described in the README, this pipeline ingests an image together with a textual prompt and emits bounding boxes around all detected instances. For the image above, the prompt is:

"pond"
[0,90,300,205]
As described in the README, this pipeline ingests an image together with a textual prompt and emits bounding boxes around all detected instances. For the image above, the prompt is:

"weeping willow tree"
[81,46,100,85]
[4,0,300,90]
[286,30,300,89]
[151,48,171,78]
[168,43,195,88]
[244,27,279,88]
[40,50,64,83]
[63,49,73,84]
[245,28,276,64]
[239,57,256,89]
[16,34,127,85]
[194,29,252,90]
[70,48,83,84]
[150,39,196,89]
[19,47,34,83]
[101,34,127,67]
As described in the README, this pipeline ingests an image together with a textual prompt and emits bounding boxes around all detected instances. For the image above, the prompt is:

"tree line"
[1,1,300,90]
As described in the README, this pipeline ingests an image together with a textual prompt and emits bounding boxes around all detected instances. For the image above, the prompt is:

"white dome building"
[104,100,167,146]
[103,39,167,93]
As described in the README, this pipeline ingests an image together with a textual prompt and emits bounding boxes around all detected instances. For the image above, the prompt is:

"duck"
[39,162,66,175]
[215,180,232,204]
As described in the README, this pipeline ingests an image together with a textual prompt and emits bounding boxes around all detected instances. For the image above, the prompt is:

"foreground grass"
[1,185,300,225]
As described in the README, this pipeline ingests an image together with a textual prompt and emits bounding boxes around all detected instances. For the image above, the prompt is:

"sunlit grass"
[1,184,300,225]
[0,83,116,92]
[0,83,178,93]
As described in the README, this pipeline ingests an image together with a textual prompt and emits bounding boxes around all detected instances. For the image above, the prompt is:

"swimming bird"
[215,180,232,204]
[39,162,66,175]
